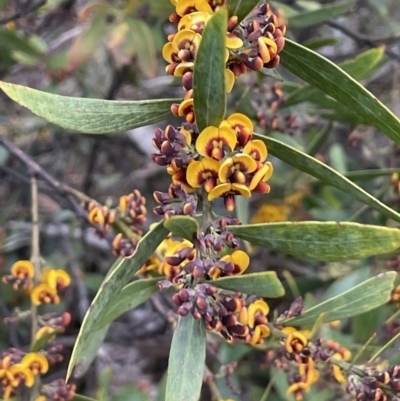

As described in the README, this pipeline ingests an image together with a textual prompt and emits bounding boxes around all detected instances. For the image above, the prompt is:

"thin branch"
[0,0,47,25]
[0,136,92,205]
[30,175,41,342]
[279,0,400,63]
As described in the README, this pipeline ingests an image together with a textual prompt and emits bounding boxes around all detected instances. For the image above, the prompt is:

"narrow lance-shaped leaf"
[0,81,179,134]
[280,272,397,326]
[66,221,169,380]
[280,39,400,145]
[255,133,400,224]
[91,277,160,331]
[166,315,206,401]
[227,0,259,23]
[285,47,386,109]
[228,222,400,262]
[193,6,227,132]
[340,46,386,81]
[163,216,199,242]
[287,0,353,29]
[213,272,285,298]
[345,168,400,181]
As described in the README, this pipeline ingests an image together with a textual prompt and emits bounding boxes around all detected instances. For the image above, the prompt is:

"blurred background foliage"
[0,0,400,400]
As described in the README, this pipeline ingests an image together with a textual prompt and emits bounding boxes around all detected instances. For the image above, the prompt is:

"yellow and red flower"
[175,0,213,17]
[10,260,35,280]
[162,29,202,75]
[42,268,71,291]
[196,125,237,161]
[239,300,271,344]
[220,113,253,147]
[21,353,49,376]
[178,11,210,32]
[30,284,60,306]
[210,250,249,278]
[186,158,220,192]
[8,363,35,388]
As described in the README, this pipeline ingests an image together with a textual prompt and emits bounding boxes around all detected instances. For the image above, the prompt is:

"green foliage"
[229,222,400,261]
[0,81,179,134]
[163,216,199,241]
[91,277,160,331]
[281,272,396,326]
[213,272,285,298]
[281,39,400,145]
[227,0,260,22]
[255,134,400,223]
[193,7,227,131]
[166,315,206,401]
[66,221,169,380]
[287,0,353,28]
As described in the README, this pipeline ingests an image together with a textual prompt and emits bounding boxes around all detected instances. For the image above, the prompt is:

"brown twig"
[0,135,92,206]
[0,0,47,25]
[280,0,400,63]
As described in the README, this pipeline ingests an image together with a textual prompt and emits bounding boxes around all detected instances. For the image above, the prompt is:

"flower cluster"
[86,190,148,257]
[0,351,48,399]
[1,259,74,400]
[3,261,71,306]
[348,365,400,401]
[152,1,285,211]
[152,113,274,211]
[0,331,73,400]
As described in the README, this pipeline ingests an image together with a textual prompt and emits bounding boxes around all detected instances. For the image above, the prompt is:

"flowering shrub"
[1,1,400,401]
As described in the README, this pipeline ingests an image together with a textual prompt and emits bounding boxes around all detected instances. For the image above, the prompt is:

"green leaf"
[280,272,397,326]
[166,315,206,401]
[345,168,400,181]
[0,81,178,134]
[31,330,57,352]
[66,14,107,71]
[66,221,169,380]
[91,277,160,331]
[288,1,352,28]
[228,222,400,262]
[255,133,400,223]
[213,272,285,298]
[68,325,109,379]
[307,122,332,156]
[71,395,99,401]
[227,0,260,23]
[193,7,227,132]
[163,216,199,241]
[127,18,157,79]
[280,40,400,145]
[340,46,386,80]
[302,37,337,50]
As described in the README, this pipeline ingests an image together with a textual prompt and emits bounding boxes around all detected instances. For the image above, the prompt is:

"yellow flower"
[218,154,257,184]
[34,326,56,341]
[285,331,308,353]
[243,139,268,162]
[251,204,289,224]
[178,11,210,32]
[220,113,253,147]
[42,268,71,290]
[299,360,319,385]
[239,300,271,344]
[210,250,250,279]
[8,363,35,387]
[21,353,49,375]
[208,183,251,211]
[175,0,213,16]
[196,125,237,161]
[186,158,221,192]
[10,260,35,280]
[286,382,310,400]
[30,284,60,306]
[332,353,347,383]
